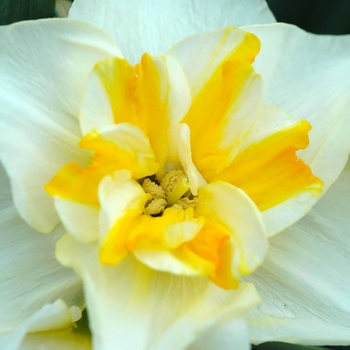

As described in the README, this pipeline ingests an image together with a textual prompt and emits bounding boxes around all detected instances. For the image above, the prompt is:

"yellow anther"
[144,198,167,215]
[160,170,186,196]
[142,178,166,199]
[175,197,198,209]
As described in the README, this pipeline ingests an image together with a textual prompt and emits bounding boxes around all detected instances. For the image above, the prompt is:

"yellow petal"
[98,170,150,265]
[46,123,158,206]
[168,26,260,98]
[183,58,263,180]
[80,54,191,174]
[213,109,323,212]
[195,181,268,279]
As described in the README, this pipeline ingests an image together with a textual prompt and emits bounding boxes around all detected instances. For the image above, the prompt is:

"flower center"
[142,170,198,216]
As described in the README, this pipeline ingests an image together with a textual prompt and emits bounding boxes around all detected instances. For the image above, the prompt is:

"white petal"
[69,0,275,64]
[244,23,350,193]
[53,198,100,243]
[134,250,200,276]
[245,158,350,345]
[57,234,260,350]
[0,19,121,131]
[0,103,87,233]
[0,206,83,332]
[0,19,121,232]
[0,300,76,350]
[188,318,249,350]
[173,124,207,196]
[0,164,12,211]
[167,26,260,99]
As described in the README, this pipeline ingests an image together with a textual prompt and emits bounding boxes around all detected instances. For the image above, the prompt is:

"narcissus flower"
[0,0,350,349]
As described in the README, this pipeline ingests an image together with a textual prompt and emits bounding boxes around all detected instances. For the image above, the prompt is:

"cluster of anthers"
[142,170,198,216]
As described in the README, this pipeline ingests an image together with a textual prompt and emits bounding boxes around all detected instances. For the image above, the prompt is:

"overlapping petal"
[57,234,260,350]
[0,206,83,332]
[169,27,263,179]
[0,165,85,346]
[0,19,121,233]
[46,124,158,206]
[215,105,323,236]
[168,26,323,237]
[79,55,191,174]
[246,158,350,345]
[196,182,267,281]
[21,328,91,350]
[0,300,90,350]
[244,23,350,193]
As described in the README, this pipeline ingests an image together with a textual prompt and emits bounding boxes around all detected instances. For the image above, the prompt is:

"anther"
[142,178,166,199]
[144,198,167,215]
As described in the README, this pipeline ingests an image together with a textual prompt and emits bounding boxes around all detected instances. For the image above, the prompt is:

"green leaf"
[0,0,56,25]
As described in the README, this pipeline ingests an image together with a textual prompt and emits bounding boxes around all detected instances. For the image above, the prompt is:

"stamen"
[160,170,187,196]
[161,170,191,206]
[142,178,166,199]
[144,198,167,215]
[175,197,198,209]
[142,170,196,215]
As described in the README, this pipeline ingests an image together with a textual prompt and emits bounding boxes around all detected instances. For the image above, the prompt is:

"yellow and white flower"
[0,0,350,349]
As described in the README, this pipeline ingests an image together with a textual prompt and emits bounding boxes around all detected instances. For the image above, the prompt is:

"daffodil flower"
[0,1,350,350]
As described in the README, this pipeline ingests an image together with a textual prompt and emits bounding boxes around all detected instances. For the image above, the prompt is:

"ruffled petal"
[167,27,322,237]
[246,158,350,345]
[57,234,260,350]
[46,124,158,207]
[79,55,191,174]
[215,105,323,236]
[98,170,150,263]
[244,23,350,194]
[196,181,267,278]
[180,48,263,180]
[0,19,121,232]
[69,0,275,64]
[167,26,260,99]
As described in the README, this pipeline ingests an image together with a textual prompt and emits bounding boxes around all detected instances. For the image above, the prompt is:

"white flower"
[0,0,350,349]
